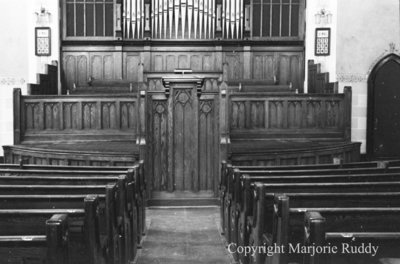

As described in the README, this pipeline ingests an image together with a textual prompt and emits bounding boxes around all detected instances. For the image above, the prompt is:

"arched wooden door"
[368,54,400,159]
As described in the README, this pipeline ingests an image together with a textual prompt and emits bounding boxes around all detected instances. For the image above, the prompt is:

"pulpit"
[145,73,220,203]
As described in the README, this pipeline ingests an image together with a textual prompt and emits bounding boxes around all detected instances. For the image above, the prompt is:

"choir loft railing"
[63,0,304,41]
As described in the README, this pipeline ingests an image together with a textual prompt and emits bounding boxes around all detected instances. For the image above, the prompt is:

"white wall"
[305,0,338,91]
[0,0,60,156]
[336,0,400,153]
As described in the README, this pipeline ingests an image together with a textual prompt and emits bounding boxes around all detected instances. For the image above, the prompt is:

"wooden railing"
[13,88,144,144]
[226,86,352,141]
[308,60,338,94]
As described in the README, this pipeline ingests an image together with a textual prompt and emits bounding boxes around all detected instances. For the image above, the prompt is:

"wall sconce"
[35,6,51,25]
[315,9,332,25]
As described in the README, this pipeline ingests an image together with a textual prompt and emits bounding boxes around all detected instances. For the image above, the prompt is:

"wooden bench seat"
[269,195,400,264]
[0,180,133,264]
[0,163,147,247]
[221,163,400,243]
[245,183,400,264]
[0,213,68,264]
[0,203,102,264]
[305,211,400,264]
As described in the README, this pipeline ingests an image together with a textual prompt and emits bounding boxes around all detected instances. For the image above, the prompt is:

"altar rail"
[13,88,144,144]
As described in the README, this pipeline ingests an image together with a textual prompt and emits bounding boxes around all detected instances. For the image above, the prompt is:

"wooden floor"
[136,207,234,264]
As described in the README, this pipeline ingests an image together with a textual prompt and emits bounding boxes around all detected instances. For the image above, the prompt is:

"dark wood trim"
[367,53,400,160]
[13,88,21,145]
[61,39,304,47]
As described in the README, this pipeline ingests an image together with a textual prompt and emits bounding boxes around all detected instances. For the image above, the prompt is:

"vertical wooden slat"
[13,89,21,144]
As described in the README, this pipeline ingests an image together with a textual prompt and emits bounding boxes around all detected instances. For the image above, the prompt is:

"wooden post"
[84,195,101,264]
[13,88,22,144]
[304,212,326,264]
[344,86,352,141]
[219,83,230,190]
[46,214,69,264]
[272,194,289,264]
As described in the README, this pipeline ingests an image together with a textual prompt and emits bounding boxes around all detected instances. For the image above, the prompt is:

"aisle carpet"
[136,207,234,264]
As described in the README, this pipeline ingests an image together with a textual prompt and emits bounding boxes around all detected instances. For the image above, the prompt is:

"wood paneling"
[228,91,351,140]
[17,94,138,142]
[146,77,219,195]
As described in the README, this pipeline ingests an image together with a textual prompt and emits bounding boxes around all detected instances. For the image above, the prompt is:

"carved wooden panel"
[229,93,350,140]
[20,95,137,141]
[146,80,219,195]
[126,54,141,81]
[150,52,216,71]
[225,53,243,80]
[148,100,169,191]
[251,52,304,89]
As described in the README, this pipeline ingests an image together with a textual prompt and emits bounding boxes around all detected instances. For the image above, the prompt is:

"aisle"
[136,207,234,264]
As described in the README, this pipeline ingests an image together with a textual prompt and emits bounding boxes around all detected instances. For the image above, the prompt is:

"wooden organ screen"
[62,0,305,40]
[64,0,115,39]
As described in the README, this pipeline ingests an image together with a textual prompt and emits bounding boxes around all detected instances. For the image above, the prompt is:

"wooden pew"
[248,182,400,264]
[0,161,147,241]
[305,210,400,264]
[270,194,400,264]
[0,163,147,247]
[224,165,400,245]
[0,213,69,264]
[0,180,131,264]
[0,196,101,264]
[219,159,400,235]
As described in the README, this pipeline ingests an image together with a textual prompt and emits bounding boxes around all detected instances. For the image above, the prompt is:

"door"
[368,55,400,158]
[146,77,219,199]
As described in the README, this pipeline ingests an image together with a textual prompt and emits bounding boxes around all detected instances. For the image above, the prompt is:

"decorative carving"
[200,101,213,115]
[336,73,368,83]
[0,77,26,86]
[154,102,167,115]
[174,90,192,106]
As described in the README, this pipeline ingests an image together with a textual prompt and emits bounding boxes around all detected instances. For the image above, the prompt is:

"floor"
[136,207,234,264]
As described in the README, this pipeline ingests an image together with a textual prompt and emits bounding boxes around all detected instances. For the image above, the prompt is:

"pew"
[0,178,133,264]
[247,182,400,264]
[0,213,69,264]
[0,196,101,264]
[0,162,147,247]
[219,159,400,234]
[222,164,400,245]
[305,210,400,264]
[270,194,400,264]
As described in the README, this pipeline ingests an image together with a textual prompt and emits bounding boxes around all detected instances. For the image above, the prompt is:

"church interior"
[0,0,400,263]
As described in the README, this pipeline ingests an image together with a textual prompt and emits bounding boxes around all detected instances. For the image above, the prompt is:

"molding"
[336,73,367,83]
[338,43,400,83]
[0,77,26,86]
